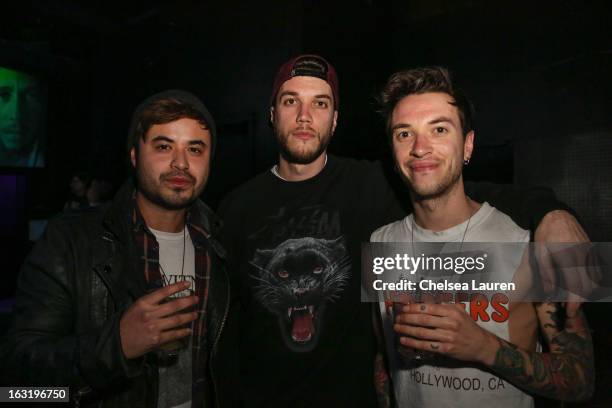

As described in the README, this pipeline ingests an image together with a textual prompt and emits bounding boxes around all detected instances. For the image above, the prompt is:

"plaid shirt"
[131,199,212,407]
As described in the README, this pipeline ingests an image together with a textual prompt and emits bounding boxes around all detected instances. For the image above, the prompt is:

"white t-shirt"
[149,227,196,408]
[371,202,533,408]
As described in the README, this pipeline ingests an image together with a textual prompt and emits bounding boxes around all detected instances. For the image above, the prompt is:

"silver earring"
[464,158,470,166]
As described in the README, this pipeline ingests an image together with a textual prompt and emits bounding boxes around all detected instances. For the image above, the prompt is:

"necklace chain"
[411,213,472,302]
[411,212,473,262]
[158,225,186,279]
[410,213,474,250]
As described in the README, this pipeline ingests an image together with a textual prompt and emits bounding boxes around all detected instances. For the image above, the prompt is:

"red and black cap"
[270,54,339,108]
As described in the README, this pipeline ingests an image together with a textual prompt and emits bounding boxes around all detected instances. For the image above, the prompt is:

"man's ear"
[130,147,136,168]
[269,106,275,125]
[464,130,475,162]
[332,110,338,134]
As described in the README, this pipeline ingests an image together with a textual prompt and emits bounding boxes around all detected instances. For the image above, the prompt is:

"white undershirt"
[148,226,195,408]
[149,227,196,289]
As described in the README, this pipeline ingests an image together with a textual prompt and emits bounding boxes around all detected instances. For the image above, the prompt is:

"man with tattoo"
[219,55,591,407]
[371,67,594,406]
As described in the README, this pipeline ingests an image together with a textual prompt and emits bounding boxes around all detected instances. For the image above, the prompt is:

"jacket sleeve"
[0,218,142,393]
[465,181,574,233]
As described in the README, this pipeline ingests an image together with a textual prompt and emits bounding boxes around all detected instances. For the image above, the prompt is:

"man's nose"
[297,103,312,123]
[171,149,189,170]
[410,132,432,157]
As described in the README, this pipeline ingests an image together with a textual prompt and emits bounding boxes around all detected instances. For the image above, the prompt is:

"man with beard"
[218,55,587,407]
[371,67,593,407]
[1,90,234,407]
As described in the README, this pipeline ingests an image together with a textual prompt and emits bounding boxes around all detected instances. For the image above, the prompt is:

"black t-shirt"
[218,154,567,407]
[219,155,404,407]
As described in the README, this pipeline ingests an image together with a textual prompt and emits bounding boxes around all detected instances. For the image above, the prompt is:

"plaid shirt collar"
[130,192,213,241]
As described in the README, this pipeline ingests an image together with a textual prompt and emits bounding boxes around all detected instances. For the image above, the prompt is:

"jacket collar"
[98,178,224,301]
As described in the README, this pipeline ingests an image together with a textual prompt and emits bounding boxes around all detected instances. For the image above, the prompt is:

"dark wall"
[4,1,611,198]
[1,0,611,285]
[387,0,611,181]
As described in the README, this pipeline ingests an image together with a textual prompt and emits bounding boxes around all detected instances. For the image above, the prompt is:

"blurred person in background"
[64,171,91,211]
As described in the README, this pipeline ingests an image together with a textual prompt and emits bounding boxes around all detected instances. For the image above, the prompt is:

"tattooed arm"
[374,352,391,408]
[491,303,594,402]
[395,301,594,402]
[372,304,392,408]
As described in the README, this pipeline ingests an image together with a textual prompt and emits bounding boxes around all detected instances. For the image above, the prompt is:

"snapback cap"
[270,54,339,108]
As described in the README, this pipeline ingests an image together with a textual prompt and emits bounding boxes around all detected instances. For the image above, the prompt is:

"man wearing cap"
[1,90,234,407]
[218,55,587,407]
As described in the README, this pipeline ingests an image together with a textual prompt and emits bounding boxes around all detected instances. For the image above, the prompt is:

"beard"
[275,126,333,165]
[135,165,201,211]
[399,159,463,202]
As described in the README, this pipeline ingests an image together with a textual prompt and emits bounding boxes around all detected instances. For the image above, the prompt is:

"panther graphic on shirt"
[250,236,350,352]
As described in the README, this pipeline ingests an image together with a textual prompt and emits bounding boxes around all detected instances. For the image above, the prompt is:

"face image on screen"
[0,67,46,167]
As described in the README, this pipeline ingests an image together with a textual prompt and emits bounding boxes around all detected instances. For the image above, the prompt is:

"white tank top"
[371,203,534,408]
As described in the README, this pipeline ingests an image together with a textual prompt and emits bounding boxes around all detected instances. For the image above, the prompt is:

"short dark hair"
[127,97,209,156]
[377,67,474,138]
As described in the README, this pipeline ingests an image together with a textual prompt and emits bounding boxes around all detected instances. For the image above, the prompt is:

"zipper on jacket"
[74,236,113,407]
[94,234,120,306]
[210,267,231,408]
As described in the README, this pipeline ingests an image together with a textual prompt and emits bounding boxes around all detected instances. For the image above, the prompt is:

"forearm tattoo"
[374,353,391,408]
[492,303,594,402]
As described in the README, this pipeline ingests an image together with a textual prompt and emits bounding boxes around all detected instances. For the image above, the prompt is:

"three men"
[1,90,233,407]
[218,55,585,407]
[0,56,591,408]
[371,67,594,406]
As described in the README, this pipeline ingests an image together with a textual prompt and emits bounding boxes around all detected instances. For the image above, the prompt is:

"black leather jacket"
[0,181,236,407]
